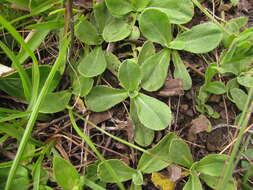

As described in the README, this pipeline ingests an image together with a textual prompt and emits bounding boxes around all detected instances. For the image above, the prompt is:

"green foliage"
[53,156,80,190]
[78,47,107,77]
[169,22,223,53]
[139,8,171,47]
[183,172,203,190]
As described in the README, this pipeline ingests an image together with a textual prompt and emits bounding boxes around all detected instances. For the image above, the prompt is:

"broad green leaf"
[137,133,177,173]
[169,22,223,53]
[237,75,253,88]
[141,49,170,91]
[230,0,238,5]
[105,0,134,16]
[137,41,155,65]
[119,59,141,91]
[139,8,172,47]
[130,100,154,147]
[131,0,151,11]
[105,52,121,75]
[86,86,128,112]
[183,172,203,190]
[230,88,248,110]
[39,90,71,113]
[98,159,136,182]
[200,175,236,190]
[148,0,194,24]
[134,93,172,131]
[76,20,103,45]
[94,1,112,33]
[129,26,140,40]
[78,47,107,77]
[53,156,80,190]
[0,66,60,100]
[0,166,30,190]
[103,15,134,42]
[72,76,94,97]
[203,81,226,95]
[193,154,228,176]
[169,138,194,168]
[172,51,192,90]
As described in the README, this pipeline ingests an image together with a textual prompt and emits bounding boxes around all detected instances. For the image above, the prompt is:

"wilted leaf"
[151,172,175,190]
[158,78,183,97]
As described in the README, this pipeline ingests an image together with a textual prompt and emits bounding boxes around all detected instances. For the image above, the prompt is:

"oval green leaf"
[78,47,107,77]
[119,59,141,91]
[141,49,171,91]
[86,86,128,112]
[137,41,155,65]
[39,90,71,113]
[75,20,103,45]
[204,81,226,95]
[98,159,136,182]
[148,0,194,24]
[183,172,203,190]
[53,156,80,190]
[230,88,248,111]
[72,76,94,97]
[237,75,253,88]
[134,93,172,130]
[194,154,228,177]
[139,8,172,47]
[103,15,134,42]
[105,0,134,15]
[169,22,223,53]
[137,133,177,173]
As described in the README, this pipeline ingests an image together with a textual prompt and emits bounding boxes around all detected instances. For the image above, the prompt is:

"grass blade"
[4,37,69,190]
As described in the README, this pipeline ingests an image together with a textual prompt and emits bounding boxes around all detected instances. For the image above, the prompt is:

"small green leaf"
[132,171,144,185]
[194,154,228,176]
[86,86,128,112]
[53,156,80,190]
[103,15,134,42]
[169,138,194,168]
[72,76,94,97]
[204,81,226,95]
[78,47,107,77]
[39,90,71,113]
[169,22,223,53]
[200,175,237,190]
[148,0,194,24]
[172,51,192,90]
[131,0,151,11]
[204,63,219,84]
[230,88,248,110]
[139,8,172,47]
[119,59,141,91]
[76,20,103,45]
[226,78,239,102]
[105,0,134,15]
[98,159,136,182]
[137,41,155,65]
[137,133,177,173]
[134,93,172,131]
[237,75,253,88]
[183,172,203,190]
[141,49,171,91]
[105,52,121,76]
[0,166,30,190]
[130,100,154,147]
[94,1,112,33]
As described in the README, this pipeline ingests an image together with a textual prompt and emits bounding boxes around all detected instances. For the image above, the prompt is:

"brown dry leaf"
[151,172,176,190]
[158,78,183,97]
[188,115,211,141]
[167,164,182,182]
[74,0,93,8]
[87,111,111,128]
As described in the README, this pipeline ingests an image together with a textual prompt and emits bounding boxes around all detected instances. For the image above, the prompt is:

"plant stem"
[68,110,126,190]
[191,0,230,35]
